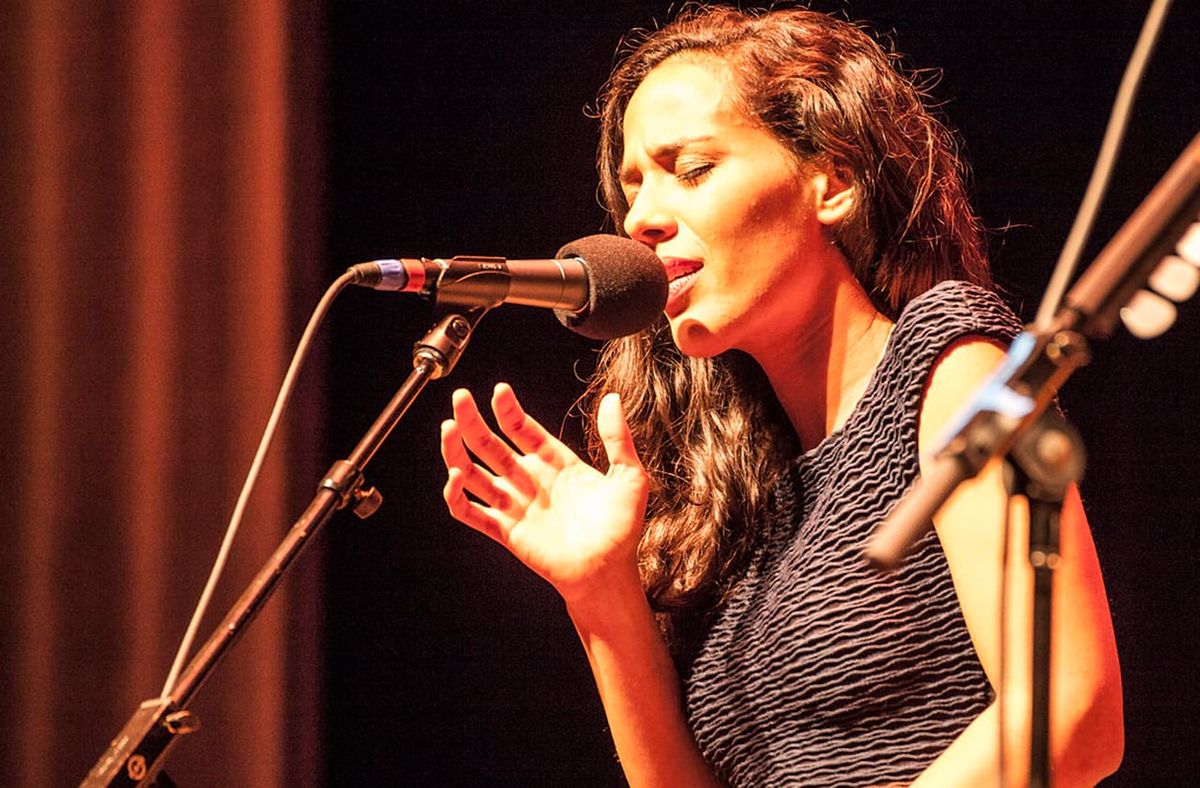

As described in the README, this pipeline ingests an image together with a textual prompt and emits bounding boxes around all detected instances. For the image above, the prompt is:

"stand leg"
[1007,409,1082,788]
[81,307,492,787]
[1027,495,1061,788]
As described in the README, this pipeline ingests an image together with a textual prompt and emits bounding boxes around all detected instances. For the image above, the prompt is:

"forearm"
[567,567,720,788]
[913,687,1121,788]
[911,700,1021,788]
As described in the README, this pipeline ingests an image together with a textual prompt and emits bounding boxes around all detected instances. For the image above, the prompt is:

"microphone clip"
[427,256,512,309]
[865,326,1091,570]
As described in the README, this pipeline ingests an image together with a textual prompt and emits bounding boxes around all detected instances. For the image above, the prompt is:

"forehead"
[621,57,748,155]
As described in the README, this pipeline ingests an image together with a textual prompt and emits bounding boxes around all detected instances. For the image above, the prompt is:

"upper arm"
[916,337,1012,683]
[916,337,1124,777]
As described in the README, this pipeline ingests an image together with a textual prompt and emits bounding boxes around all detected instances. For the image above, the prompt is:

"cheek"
[700,202,795,271]
[727,199,810,283]
[732,178,809,247]
[757,179,808,226]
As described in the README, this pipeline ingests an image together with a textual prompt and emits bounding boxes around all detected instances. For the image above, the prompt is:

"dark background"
[321,2,1199,784]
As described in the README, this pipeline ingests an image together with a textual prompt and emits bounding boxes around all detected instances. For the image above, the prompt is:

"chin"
[668,317,730,359]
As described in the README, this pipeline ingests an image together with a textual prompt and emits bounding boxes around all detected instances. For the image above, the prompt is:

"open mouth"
[663,257,703,283]
[661,258,703,312]
[668,269,700,297]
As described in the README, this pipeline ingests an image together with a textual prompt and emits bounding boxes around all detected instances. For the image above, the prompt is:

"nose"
[622,190,677,247]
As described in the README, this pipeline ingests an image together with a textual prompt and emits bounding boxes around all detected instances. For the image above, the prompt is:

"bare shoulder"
[917,336,1008,454]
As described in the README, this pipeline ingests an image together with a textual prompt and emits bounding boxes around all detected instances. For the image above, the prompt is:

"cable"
[159,270,357,698]
[1035,0,1174,328]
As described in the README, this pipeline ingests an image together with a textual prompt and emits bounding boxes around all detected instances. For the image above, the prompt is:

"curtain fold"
[0,2,325,785]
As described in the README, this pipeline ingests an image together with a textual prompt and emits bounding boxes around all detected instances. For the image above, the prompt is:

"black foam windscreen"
[553,235,667,340]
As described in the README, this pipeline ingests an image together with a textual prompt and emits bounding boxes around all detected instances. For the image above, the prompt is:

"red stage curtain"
[0,1,326,785]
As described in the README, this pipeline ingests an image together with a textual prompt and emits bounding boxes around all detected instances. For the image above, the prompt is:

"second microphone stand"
[81,304,492,788]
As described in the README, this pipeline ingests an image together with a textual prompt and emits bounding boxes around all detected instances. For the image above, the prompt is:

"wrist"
[564,559,650,635]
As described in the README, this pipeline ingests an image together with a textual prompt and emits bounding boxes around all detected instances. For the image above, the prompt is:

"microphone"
[347,234,668,340]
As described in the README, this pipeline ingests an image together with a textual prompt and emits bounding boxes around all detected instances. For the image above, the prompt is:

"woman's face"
[619,56,849,360]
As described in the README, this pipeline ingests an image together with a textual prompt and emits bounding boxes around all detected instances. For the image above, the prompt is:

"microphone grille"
[553,235,667,340]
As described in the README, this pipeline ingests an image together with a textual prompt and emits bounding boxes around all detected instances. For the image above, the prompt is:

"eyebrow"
[619,135,716,186]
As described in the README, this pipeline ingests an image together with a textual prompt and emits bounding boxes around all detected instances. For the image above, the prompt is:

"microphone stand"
[82,304,492,788]
[866,131,1200,787]
[1006,406,1088,788]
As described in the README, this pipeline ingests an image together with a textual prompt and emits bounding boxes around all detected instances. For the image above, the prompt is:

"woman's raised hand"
[440,382,650,604]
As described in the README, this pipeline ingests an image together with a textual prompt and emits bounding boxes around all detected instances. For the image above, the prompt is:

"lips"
[662,257,703,282]
[661,257,703,314]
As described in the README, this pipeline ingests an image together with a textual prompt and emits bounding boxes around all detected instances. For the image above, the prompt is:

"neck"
[751,277,894,452]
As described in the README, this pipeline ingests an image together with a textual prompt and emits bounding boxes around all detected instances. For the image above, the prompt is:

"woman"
[438,6,1123,786]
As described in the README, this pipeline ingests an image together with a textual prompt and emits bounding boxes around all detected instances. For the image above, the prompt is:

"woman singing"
[437,6,1123,785]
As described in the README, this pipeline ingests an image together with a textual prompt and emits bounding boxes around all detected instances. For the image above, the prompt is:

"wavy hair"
[582,5,992,646]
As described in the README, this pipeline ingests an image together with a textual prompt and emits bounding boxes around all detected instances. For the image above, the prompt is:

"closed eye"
[677,162,714,185]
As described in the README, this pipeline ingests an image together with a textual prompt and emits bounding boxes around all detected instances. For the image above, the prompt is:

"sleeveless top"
[683,281,1023,786]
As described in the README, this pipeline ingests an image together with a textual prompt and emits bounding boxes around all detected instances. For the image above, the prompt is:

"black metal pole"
[1006,410,1083,788]
[82,307,490,787]
[1025,488,1064,788]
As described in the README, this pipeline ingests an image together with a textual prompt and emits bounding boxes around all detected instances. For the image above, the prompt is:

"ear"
[813,164,855,226]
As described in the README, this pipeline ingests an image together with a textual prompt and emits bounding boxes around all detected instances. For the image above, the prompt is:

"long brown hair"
[583,5,992,643]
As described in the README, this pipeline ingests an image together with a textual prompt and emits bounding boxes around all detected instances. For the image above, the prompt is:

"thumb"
[597,392,643,472]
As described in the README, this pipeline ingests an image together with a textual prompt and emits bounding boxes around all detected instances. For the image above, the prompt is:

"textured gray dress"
[684,281,1023,786]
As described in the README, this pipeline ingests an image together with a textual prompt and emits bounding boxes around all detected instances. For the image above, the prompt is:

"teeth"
[667,265,701,282]
[668,270,698,293]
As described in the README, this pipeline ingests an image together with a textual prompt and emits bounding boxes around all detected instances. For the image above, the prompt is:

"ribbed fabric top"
[684,281,1023,786]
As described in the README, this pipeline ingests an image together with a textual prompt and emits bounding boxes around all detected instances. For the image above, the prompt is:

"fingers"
[441,418,527,547]
[597,392,644,472]
[442,466,508,544]
[490,382,567,466]
[451,389,523,477]
[449,388,541,500]
[439,384,579,541]
[439,418,517,511]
